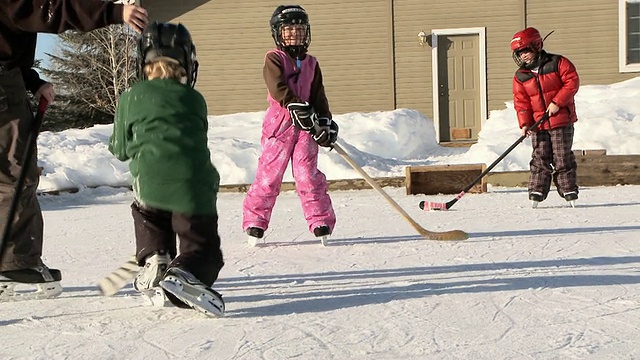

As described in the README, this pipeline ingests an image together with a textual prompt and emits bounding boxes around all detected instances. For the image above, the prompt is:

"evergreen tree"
[37,25,138,131]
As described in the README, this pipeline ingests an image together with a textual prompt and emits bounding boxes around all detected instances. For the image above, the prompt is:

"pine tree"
[37,25,138,131]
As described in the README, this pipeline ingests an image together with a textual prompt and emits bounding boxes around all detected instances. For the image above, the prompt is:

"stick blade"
[97,256,139,296]
[419,229,469,241]
[421,201,448,211]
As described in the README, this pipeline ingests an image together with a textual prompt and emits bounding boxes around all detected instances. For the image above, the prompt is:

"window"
[620,0,640,72]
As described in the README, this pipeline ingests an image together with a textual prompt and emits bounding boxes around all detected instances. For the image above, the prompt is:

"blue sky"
[35,33,58,65]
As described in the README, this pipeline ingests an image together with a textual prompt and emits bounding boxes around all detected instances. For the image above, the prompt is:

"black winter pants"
[0,68,44,272]
[131,201,224,286]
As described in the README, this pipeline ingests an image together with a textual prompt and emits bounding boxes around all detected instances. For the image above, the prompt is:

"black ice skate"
[0,265,63,302]
[246,227,264,247]
[159,267,225,317]
[563,191,578,208]
[314,225,331,246]
[529,192,545,209]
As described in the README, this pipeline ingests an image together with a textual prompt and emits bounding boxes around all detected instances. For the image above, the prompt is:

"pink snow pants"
[242,112,336,234]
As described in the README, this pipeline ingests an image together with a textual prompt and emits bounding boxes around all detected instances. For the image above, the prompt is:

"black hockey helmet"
[269,5,311,58]
[139,21,199,87]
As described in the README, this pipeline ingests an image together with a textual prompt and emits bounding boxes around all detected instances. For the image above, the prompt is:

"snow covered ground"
[1,184,639,359]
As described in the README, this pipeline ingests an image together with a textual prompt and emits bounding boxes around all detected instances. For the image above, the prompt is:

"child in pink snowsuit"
[242,5,339,243]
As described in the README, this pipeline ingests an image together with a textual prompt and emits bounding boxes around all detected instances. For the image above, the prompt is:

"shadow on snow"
[3,237,640,322]
[221,254,640,318]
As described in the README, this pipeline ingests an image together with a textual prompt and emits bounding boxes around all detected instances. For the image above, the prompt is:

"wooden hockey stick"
[333,143,468,241]
[96,256,138,296]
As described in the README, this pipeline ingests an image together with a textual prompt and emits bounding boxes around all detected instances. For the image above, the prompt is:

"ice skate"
[0,265,63,302]
[246,227,264,247]
[134,252,170,307]
[159,267,225,317]
[529,192,544,209]
[314,225,331,246]
[563,191,578,208]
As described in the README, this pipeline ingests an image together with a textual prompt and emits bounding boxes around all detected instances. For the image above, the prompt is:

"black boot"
[528,192,545,202]
[0,266,62,283]
[247,227,264,239]
[529,192,545,209]
[563,191,578,202]
[313,225,331,237]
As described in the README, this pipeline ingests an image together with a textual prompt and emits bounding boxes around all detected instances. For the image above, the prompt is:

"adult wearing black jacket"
[0,0,147,301]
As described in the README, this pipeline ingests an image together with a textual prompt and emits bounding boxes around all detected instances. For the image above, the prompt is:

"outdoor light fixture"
[418,30,428,46]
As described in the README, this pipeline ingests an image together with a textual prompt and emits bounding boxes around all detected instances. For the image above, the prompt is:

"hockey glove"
[313,117,339,147]
[287,102,318,132]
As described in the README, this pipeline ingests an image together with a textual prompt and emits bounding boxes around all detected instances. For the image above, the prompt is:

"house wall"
[142,0,638,118]
[393,0,523,120]
[144,0,394,115]
[303,1,396,113]
[526,1,635,85]
[145,1,277,115]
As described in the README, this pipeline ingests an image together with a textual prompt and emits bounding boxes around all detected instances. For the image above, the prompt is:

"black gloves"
[287,102,317,131]
[287,101,339,147]
[313,117,339,147]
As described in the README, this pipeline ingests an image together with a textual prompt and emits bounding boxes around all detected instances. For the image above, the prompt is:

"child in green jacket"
[109,22,224,317]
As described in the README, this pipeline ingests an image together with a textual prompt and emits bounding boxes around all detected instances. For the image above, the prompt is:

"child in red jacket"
[511,27,580,208]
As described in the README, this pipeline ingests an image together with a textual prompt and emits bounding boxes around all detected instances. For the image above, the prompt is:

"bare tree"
[38,24,138,129]
[83,25,138,115]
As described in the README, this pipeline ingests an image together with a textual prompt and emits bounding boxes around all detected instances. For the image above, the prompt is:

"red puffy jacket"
[512,52,580,130]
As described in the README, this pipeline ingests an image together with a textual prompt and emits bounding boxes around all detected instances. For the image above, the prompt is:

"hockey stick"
[333,143,468,241]
[96,255,139,296]
[0,99,48,258]
[419,112,549,211]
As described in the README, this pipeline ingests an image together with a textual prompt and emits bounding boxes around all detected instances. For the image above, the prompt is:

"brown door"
[437,34,481,142]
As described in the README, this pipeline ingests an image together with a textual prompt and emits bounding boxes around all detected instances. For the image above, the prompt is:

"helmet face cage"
[270,5,311,58]
[139,22,199,87]
[510,27,543,69]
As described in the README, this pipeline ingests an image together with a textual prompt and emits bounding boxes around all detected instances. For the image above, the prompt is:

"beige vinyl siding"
[393,0,523,120]
[144,1,277,115]
[144,1,393,115]
[526,1,636,85]
[305,1,394,113]
[143,0,634,120]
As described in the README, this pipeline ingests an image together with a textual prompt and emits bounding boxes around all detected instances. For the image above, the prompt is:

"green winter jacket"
[109,78,219,215]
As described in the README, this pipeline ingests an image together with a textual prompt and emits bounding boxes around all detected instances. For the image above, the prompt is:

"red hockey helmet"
[510,27,543,53]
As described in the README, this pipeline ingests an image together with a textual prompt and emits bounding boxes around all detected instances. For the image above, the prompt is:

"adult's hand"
[123,5,148,33]
[34,83,55,104]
